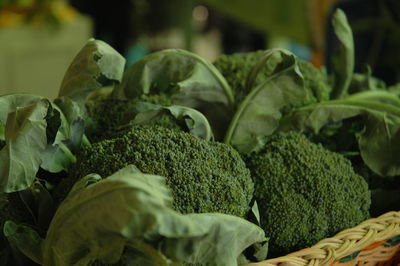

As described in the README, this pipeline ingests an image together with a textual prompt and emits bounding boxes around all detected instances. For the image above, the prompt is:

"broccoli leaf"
[224,49,310,154]
[58,39,126,101]
[0,94,43,140]
[245,49,291,92]
[0,94,88,191]
[3,221,43,265]
[279,96,400,176]
[43,165,266,266]
[112,49,234,140]
[39,102,82,173]
[132,103,213,141]
[330,9,355,99]
[0,100,48,193]
[40,96,92,173]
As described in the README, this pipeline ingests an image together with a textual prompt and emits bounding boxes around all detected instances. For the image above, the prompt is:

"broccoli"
[213,51,265,103]
[297,59,331,102]
[214,51,331,107]
[85,93,182,141]
[60,125,254,217]
[245,131,370,256]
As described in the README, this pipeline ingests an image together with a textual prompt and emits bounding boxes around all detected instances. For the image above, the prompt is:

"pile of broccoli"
[246,131,371,256]
[59,125,254,217]
[60,50,371,258]
[3,20,398,265]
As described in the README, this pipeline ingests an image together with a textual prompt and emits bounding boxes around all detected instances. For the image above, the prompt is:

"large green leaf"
[58,39,126,101]
[224,49,310,154]
[0,100,49,193]
[330,9,355,99]
[42,165,266,266]
[112,49,234,139]
[0,94,87,191]
[279,97,400,176]
[0,94,43,140]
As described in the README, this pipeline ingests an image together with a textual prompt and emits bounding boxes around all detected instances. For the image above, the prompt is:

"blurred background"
[0,0,400,98]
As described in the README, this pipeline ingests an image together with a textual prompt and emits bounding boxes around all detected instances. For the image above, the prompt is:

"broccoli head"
[62,125,254,217]
[297,59,331,102]
[213,51,331,109]
[246,131,370,256]
[85,93,183,141]
[213,51,265,103]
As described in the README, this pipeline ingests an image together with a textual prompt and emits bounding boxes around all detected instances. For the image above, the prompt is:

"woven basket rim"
[246,211,400,266]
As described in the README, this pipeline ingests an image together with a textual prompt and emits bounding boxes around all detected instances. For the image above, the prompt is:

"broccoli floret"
[246,131,370,256]
[297,60,331,102]
[213,51,265,103]
[213,51,331,109]
[60,125,254,217]
[85,93,182,141]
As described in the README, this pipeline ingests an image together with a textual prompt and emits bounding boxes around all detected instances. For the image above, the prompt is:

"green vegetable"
[0,94,88,193]
[39,166,266,266]
[246,131,370,256]
[223,49,313,154]
[58,39,126,101]
[297,59,331,102]
[213,50,266,104]
[214,51,330,107]
[85,93,174,138]
[130,103,214,141]
[1,8,399,263]
[279,91,400,176]
[0,94,43,140]
[330,9,355,99]
[85,94,213,142]
[61,125,254,217]
[112,49,234,139]
[0,99,48,192]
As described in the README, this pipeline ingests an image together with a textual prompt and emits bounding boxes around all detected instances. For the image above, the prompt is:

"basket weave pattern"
[247,211,400,266]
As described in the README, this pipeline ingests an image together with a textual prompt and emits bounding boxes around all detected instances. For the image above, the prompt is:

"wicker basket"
[246,211,400,266]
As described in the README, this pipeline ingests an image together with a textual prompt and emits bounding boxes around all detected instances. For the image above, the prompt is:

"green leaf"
[0,100,49,193]
[3,221,43,265]
[132,103,213,141]
[42,165,266,266]
[0,94,43,140]
[245,49,291,92]
[348,67,387,94]
[112,49,234,140]
[41,97,89,173]
[224,49,310,154]
[330,9,355,99]
[279,97,400,176]
[58,39,126,101]
[358,112,400,176]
